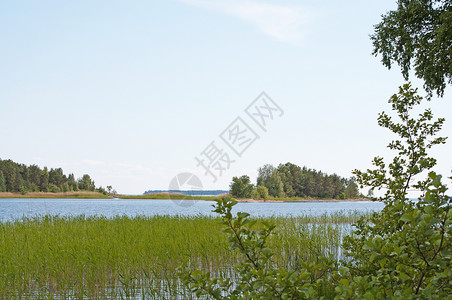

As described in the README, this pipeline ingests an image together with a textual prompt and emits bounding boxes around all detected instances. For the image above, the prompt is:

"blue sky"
[1,0,451,195]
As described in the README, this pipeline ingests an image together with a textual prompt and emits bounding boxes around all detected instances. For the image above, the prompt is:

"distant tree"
[68,173,78,191]
[256,185,269,200]
[254,163,355,199]
[107,185,113,194]
[97,186,107,195]
[230,175,254,198]
[0,159,107,194]
[257,164,276,187]
[62,182,70,193]
[19,184,27,195]
[78,174,95,191]
[345,178,360,199]
[329,174,345,199]
[40,168,49,192]
[28,165,42,189]
[0,171,6,192]
[267,172,285,198]
[276,163,303,197]
[49,168,65,188]
[371,0,452,97]
[48,184,60,193]
[13,169,22,192]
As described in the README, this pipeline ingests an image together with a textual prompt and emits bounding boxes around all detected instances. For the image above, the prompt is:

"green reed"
[0,212,364,299]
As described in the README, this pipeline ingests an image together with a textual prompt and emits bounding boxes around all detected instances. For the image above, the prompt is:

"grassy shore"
[0,213,363,299]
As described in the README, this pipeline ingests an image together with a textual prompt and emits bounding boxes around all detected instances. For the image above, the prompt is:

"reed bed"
[0,212,364,299]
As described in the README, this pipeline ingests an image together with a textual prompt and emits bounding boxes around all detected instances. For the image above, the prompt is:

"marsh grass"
[0,212,364,299]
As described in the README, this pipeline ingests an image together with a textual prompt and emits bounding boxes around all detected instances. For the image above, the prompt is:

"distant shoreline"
[0,192,371,202]
[0,192,109,199]
[234,198,372,203]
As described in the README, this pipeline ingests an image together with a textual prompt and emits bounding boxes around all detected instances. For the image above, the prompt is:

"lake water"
[0,198,385,222]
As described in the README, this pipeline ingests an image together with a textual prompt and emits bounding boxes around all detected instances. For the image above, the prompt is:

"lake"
[0,198,385,222]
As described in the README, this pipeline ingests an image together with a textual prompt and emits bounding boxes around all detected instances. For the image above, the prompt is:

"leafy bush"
[339,84,451,299]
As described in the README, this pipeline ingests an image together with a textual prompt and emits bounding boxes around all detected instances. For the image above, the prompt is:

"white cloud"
[179,0,314,44]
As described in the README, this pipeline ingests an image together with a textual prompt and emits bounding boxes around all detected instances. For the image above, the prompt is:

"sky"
[1,0,451,195]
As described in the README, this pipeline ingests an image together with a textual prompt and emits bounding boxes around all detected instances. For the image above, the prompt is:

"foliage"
[344,177,360,199]
[78,174,95,191]
[255,162,358,199]
[257,164,285,198]
[0,171,6,192]
[229,175,254,198]
[0,158,107,193]
[179,198,336,299]
[340,83,451,298]
[371,0,452,97]
[255,185,269,200]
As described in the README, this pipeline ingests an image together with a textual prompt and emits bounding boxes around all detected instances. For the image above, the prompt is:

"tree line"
[0,158,109,194]
[230,162,360,199]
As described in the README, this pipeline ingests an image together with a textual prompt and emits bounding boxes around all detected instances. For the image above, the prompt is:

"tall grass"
[0,213,364,299]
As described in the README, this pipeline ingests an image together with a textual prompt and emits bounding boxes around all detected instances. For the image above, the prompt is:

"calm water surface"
[0,198,385,222]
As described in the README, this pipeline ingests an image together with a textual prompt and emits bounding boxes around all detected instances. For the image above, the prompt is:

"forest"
[230,162,360,199]
[0,159,105,194]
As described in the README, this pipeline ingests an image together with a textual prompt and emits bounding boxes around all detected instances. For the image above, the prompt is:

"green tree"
[266,172,285,198]
[28,165,42,188]
[19,184,28,195]
[0,159,108,194]
[13,169,22,192]
[49,168,65,188]
[229,175,254,198]
[371,0,452,97]
[344,177,359,199]
[330,174,346,199]
[277,162,303,197]
[78,174,95,191]
[339,84,451,298]
[48,183,60,193]
[62,182,70,193]
[68,173,78,191]
[40,167,49,192]
[97,186,107,195]
[255,185,269,200]
[0,171,6,192]
[256,164,276,187]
